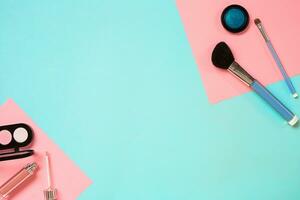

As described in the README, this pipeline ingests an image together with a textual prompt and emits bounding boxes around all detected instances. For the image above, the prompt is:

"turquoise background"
[0,1,300,199]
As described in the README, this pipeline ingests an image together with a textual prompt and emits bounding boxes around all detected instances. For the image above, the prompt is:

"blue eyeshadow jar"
[221,4,249,33]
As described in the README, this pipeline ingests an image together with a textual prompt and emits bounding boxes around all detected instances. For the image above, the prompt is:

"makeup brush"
[254,18,298,98]
[212,42,298,126]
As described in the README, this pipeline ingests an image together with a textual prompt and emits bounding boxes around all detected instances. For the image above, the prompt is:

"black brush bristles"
[211,42,234,69]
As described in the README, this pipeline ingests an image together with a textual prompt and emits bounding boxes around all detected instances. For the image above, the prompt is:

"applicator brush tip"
[254,18,261,25]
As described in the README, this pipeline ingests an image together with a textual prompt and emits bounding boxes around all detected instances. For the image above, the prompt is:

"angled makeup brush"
[212,42,298,126]
[254,18,298,98]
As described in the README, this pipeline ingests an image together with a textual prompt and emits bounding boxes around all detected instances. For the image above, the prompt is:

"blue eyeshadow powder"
[221,5,249,33]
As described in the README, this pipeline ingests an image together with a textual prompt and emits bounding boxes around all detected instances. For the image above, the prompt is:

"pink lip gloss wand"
[44,152,57,200]
[0,163,38,200]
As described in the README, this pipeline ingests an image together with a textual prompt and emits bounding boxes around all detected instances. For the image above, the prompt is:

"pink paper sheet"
[0,99,92,199]
[177,0,300,103]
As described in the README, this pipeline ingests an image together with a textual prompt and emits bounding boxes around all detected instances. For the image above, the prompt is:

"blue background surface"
[0,1,300,199]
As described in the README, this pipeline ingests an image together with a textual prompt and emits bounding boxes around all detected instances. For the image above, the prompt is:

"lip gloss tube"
[0,163,38,199]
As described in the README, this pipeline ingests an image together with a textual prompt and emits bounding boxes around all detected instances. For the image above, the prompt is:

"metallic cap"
[44,188,57,200]
[25,162,38,174]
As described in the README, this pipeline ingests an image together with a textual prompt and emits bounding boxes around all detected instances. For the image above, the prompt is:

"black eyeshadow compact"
[0,123,34,161]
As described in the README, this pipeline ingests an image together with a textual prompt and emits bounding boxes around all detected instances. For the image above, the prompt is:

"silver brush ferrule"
[255,20,270,42]
[228,61,254,86]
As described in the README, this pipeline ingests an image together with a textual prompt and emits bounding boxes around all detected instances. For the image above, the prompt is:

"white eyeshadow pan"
[13,127,29,143]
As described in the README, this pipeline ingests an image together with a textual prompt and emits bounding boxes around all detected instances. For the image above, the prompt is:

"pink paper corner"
[0,99,92,199]
[177,0,300,103]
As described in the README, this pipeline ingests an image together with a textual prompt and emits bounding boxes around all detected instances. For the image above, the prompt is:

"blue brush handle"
[266,41,297,96]
[251,80,296,123]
